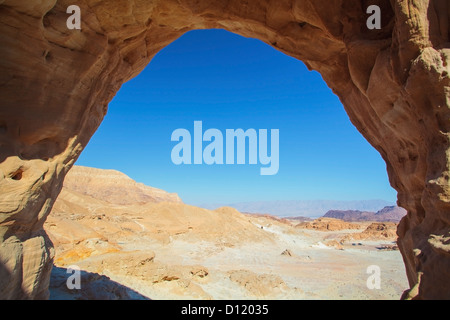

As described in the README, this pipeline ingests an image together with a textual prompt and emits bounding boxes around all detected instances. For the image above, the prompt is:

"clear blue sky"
[76,29,397,206]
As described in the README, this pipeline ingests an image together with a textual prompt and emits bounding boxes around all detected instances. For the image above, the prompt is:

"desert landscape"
[2,0,450,300]
[46,166,408,300]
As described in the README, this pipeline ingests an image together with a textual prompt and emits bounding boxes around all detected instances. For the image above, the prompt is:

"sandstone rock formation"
[62,166,182,206]
[341,222,399,242]
[296,217,361,231]
[323,240,344,250]
[0,0,449,299]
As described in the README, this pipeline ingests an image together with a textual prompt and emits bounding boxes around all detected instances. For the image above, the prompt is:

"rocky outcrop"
[0,0,449,299]
[281,249,293,256]
[324,206,407,222]
[228,270,291,298]
[49,265,149,300]
[296,218,361,231]
[62,165,182,205]
[341,222,398,242]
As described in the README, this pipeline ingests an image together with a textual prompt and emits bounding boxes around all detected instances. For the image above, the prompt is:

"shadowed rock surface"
[49,266,150,300]
[0,0,450,299]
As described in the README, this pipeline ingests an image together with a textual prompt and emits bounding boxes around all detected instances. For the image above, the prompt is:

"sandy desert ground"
[46,166,408,300]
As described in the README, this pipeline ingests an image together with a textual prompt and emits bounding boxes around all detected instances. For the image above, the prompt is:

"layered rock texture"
[0,0,449,299]
[62,165,182,206]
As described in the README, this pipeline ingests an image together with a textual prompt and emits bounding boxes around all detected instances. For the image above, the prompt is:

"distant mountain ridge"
[198,199,395,218]
[323,206,407,222]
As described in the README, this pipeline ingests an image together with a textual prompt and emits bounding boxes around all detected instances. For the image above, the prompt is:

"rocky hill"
[62,166,182,206]
[323,206,407,222]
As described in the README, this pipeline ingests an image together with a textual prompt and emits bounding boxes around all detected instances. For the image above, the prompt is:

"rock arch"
[0,0,449,299]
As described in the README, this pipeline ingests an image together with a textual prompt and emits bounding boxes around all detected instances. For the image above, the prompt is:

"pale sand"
[49,214,408,300]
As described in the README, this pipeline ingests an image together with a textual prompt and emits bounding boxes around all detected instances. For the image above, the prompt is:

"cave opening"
[51,28,408,300]
[3,0,450,300]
